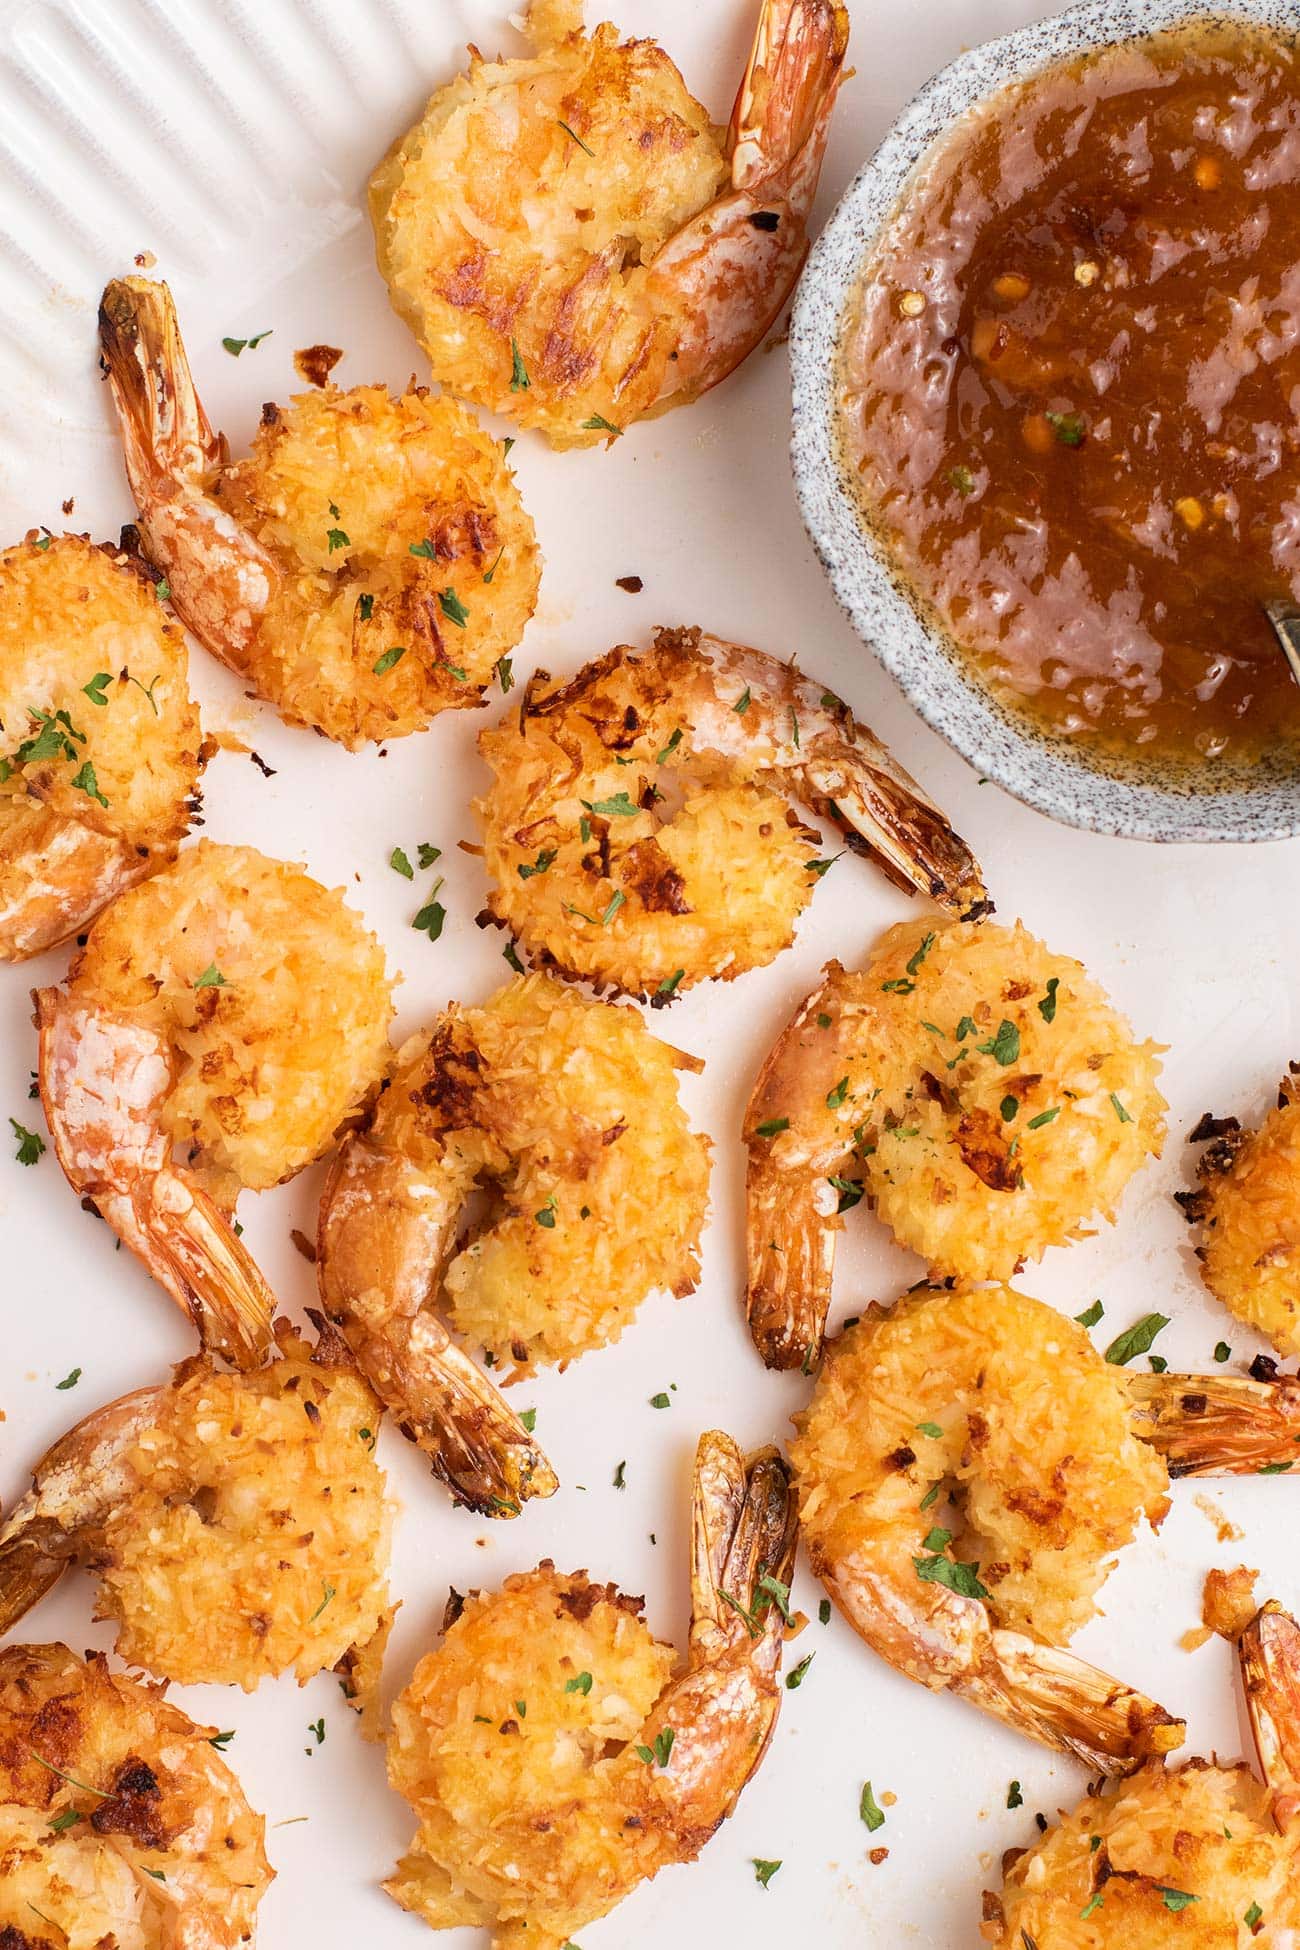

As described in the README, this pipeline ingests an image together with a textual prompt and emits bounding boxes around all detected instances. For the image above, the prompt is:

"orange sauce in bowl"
[840,22,1300,768]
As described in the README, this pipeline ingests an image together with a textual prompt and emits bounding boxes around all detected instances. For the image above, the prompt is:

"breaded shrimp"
[983,1604,1300,1946]
[36,840,393,1366]
[317,973,709,1513]
[792,1283,1300,1769]
[1180,1074,1300,1357]
[370,0,850,448]
[0,1642,272,1950]
[746,916,1164,1367]
[0,1323,393,1692]
[385,1431,796,1950]
[0,532,202,960]
[476,628,988,999]
[98,277,540,747]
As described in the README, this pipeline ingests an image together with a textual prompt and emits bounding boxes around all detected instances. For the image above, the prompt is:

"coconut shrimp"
[318,972,709,1513]
[746,916,1164,1368]
[1179,1073,1300,1358]
[476,628,988,999]
[983,1603,1300,1946]
[0,532,202,961]
[385,1431,796,1949]
[34,840,392,1366]
[369,0,850,449]
[0,1642,272,1950]
[791,1282,1300,1769]
[98,277,540,747]
[0,1323,393,1691]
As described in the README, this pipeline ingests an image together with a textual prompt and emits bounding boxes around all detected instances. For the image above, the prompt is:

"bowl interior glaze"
[790,0,1300,842]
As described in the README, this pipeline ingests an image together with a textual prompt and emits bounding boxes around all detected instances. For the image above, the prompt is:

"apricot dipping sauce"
[839,23,1300,770]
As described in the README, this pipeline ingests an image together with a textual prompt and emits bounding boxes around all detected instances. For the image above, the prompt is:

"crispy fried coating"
[0,533,201,958]
[1185,1072,1300,1356]
[792,1285,1171,1646]
[370,5,729,447]
[984,1758,1299,1946]
[91,1329,393,1690]
[340,973,711,1370]
[61,839,393,1197]
[0,1642,271,1948]
[215,384,540,743]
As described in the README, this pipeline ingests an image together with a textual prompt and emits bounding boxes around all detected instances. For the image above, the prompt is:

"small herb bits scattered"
[1104,1312,1170,1367]
[10,1118,44,1165]
[859,1781,886,1832]
[752,1858,782,1888]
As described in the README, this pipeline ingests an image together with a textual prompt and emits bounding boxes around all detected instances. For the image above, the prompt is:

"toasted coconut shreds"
[386,1565,678,1944]
[1189,1072,1300,1356]
[96,1331,393,1690]
[984,1758,1299,1946]
[65,839,393,1193]
[371,973,711,1368]
[369,11,729,447]
[859,918,1166,1278]
[791,1285,1171,1646]
[0,1642,272,1948]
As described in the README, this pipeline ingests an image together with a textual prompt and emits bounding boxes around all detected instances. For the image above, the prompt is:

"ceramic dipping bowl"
[790,0,1300,842]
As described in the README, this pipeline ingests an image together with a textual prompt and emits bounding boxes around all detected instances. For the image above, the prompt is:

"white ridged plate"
[2,4,1298,1948]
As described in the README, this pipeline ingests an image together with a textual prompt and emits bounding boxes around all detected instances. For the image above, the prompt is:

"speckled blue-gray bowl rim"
[790,0,1300,843]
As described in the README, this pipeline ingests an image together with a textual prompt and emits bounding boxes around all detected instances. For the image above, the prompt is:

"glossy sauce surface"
[841,25,1300,767]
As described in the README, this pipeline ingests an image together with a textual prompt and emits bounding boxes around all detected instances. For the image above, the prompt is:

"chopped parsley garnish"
[495,655,514,692]
[785,1653,814,1689]
[504,940,525,974]
[48,1807,83,1832]
[819,1599,831,1625]
[656,728,683,763]
[656,968,685,1000]
[752,1859,782,1888]
[582,792,638,818]
[954,1014,976,1041]
[756,1116,790,1138]
[413,885,447,941]
[26,1750,109,1798]
[518,849,556,879]
[1259,1461,1293,1474]
[1000,1095,1019,1122]
[734,687,751,715]
[10,1119,44,1165]
[417,843,441,869]
[1214,1341,1231,1363]
[126,672,162,715]
[558,117,594,154]
[358,593,374,622]
[82,671,111,707]
[1104,1313,1170,1367]
[649,1391,671,1409]
[326,504,350,552]
[1027,1106,1059,1129]
[949,465,976,496]
[373,645,406,675]
[564,1671,593,1695]
[16,706,85,767]
[881,976,915,994]
[1046,410,1085,446]
[438,588,470,629]
[309,1582,336,1621]
[613,1460,627,1490]
[919,1483,941,1510]
[535,1195,558,1229]
[390,847,414,879]
[807,854,842,878]
[826,1076,849,1110]
[828,1174,864,1213]
[484,547,505,583]
[906,932,936,975]
[977,1020,1020,1065]
[1110,1092,1133,1123]
[209,1729,235,1751]
[55,1368,81,1390]
[1074,1300,1104,1329]
[1079,1893,1103,1920]
[222,330,272,355]
[1007,1780,1023,1809]
[308,1718,325,1746]
[70,759,108,807]
[635,1727,674,1767]
[1245,1902,1263,1928]
[193,964,228,990]
[582,413,623,437]
[510,339,530,392]
[916,1421,943,1439]
[155,579,171,602]
[1159,1890,1199,1913]
[408,538,436,559]
[1037,978,1060,1023]
[913,1551,989,1599]
[859,1781,886,1832]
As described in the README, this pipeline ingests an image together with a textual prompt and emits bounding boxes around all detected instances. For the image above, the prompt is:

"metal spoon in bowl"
[1264,601,1300,686]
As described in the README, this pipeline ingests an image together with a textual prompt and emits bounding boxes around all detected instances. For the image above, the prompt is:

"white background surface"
[1,2,1297,1945]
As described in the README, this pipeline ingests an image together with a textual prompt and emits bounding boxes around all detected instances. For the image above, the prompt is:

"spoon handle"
[1263,600,1300,688]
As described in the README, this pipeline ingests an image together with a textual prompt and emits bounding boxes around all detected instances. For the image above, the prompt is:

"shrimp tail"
[317,1139,559,1517]
[1240,1601,1300,1831]
[0,1384,165,1633]
[808,762,992,920]
[744,1162,836,1369]
[691,1431,797,1665]
[649,1,849,411]
[983,1628,1186,1775]
[99,277,223,496]
[0,809,145,963]
[36,988,276,1369]
[1127,1368,1300,1475]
